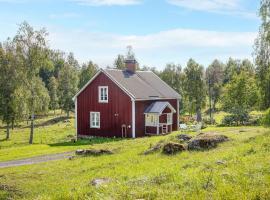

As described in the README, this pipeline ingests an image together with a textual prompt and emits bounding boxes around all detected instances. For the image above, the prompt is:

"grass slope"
[0,115,270,199]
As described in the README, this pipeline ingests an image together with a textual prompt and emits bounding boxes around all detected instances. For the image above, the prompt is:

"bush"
[221,112,249,126]
[262,109,270,127]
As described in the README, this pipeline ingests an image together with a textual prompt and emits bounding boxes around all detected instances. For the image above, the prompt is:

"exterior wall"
[135,99,179,137]
[77,72,132,138]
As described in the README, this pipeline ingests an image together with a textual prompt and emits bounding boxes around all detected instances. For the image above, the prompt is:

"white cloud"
[167,0,257,19]
[70,0,141,6]
[48,27,256,68]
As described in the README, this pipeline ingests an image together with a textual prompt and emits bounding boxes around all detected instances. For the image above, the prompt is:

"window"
[167,113,172,124]
[145,114,158,126]
[90,112,100,128]
[98,86,108,103]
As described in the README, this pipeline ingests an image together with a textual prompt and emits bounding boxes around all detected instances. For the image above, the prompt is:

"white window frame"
[167,113,173,124]
[145,114,158,126]
[90,112,100,128]
[98,86,108,103]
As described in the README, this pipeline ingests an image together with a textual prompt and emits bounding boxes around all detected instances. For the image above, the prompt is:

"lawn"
[0,115,270,200]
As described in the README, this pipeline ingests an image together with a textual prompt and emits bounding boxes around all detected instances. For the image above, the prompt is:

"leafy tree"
[222,72,259,124]
[114,54,125,69]
[14,21,50,144]
[78,61,98,89]
[160,63,183,95]
[58,63,78,117]
[183,59,206,121]
[254,0,270,109]
[48,77,59,114]
[0,41,19,139]
[206,59,224,121]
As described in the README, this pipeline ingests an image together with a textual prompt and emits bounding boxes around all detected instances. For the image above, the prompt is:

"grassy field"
[0,114,270,200]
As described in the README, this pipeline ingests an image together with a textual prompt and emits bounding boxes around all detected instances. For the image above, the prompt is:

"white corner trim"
[132,99,136,138]
[75,98,78,139]
[177,99,179,131]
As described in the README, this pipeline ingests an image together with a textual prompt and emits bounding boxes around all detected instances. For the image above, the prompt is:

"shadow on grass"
[49,137,124,147]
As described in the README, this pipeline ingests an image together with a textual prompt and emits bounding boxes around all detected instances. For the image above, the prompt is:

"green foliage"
[114,54,125,69]
[48,77,58,112]
[254,0,270,109]
[78,61,98,89]
[222,71,259,115]
[183,59,206,120]
[58,63,78,117]
[262,109,270,127]
[160,63,183,95]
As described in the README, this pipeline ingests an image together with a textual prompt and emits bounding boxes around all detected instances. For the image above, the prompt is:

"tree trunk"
[29,114,34,144]
[11,118,14,130]
[208,80,212,124]
[54,109,56,115]
[6,123,10,140]
[67,110,70,118]
[196,107,202,122]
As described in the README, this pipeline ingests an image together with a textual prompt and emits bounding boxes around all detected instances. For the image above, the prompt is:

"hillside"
[0,114,269,200]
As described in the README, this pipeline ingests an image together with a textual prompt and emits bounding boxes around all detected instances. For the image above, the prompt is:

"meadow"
[0,113,270,200]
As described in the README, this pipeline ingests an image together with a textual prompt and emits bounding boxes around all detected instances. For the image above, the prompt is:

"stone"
[188,132,229,150]
[162,142,186,155]
[91,178,110,187]
[76,149,113,156]
[176,134,192,141]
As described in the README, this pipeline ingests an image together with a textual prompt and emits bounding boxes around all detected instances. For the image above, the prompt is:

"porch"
[144,101,176,135]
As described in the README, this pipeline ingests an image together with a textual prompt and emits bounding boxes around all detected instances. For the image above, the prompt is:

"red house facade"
[73,59,181,138]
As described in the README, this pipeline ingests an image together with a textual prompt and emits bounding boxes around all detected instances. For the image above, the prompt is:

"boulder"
[76,149,113,156]
[91,178,110,187]
[162,142,186,155]
[176,134,192,142]
[188,133,229,150]
[144,142,163,155]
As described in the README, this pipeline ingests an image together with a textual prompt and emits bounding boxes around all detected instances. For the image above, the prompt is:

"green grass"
[0,114,270,199]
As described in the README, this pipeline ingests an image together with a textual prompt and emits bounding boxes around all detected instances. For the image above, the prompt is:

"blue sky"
[0,0,260,69]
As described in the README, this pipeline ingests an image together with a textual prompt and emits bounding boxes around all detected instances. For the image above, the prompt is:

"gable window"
[98,86,108,103]
[90,112,100,128]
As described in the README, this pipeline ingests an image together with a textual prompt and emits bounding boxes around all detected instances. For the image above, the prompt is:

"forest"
[0,0,270,145]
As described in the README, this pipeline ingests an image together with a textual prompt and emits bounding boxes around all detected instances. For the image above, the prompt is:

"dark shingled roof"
[105,69,180,100]
[144,101,176,114]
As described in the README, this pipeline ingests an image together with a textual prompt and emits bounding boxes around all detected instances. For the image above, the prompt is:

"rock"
[75,149,84,155]
[91,178,110,187]
[76,149,113,156]
[68,156,75,160]
[144,142,163,155]
[162,142,186,155]
[176,134,192,142]
[188,133,229,150]
[216,160,226,165]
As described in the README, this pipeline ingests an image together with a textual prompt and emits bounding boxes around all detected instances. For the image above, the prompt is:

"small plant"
[262,109,270,127]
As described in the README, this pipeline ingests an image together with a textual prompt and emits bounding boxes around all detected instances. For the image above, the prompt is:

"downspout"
[177,99,180,131]
[131,99,136,138]
[75,98,78,140]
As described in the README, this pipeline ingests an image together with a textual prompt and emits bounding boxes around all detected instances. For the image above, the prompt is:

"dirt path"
[0,151,74,168]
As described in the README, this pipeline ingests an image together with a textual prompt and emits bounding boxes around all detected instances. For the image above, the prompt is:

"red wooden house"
[73,58,181,138]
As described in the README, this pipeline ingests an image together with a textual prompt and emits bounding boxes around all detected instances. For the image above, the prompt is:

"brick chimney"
[125,45,137,73]
[125,59,137,73]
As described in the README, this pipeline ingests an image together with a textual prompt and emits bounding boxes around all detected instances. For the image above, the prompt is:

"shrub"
[221,112,250,126]
[262,109,270,127]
